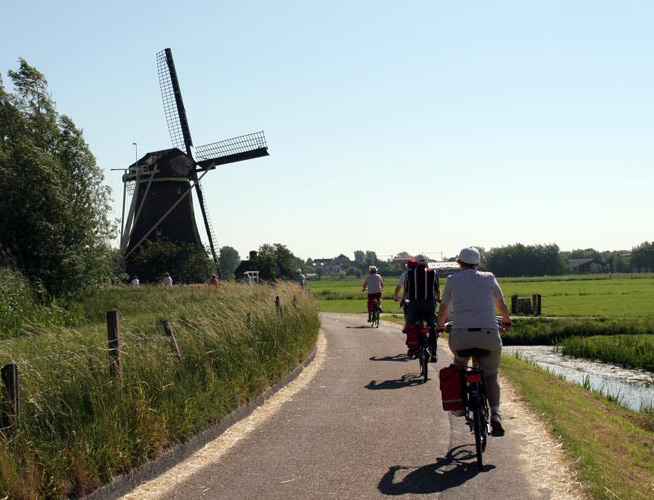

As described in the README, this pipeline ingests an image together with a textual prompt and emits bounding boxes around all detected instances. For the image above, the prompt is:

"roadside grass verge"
[560,335,654,372]
[502,318,654,345]
[0,283,318,498]
[501,356,654,499]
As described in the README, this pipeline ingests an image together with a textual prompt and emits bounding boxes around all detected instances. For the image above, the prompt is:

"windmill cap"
[457,247,481,265]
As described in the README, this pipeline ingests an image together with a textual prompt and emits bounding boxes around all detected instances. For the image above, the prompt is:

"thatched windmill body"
[119,48,268,276]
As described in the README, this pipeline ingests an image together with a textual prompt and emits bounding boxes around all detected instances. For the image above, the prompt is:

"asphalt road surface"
[148,313,556,499]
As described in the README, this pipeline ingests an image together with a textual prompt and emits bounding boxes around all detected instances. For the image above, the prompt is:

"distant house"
[234,250,260,280]
[313,258,346,274]
[569,258,605,273]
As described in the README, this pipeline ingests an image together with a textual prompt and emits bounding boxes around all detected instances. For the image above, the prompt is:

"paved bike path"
[158,313,551,499]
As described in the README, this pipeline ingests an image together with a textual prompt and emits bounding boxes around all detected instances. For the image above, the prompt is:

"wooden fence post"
[536,294,542,316]
[275,296,281,315]
[162,320,182,360]
[510,295,518,315]
[1,364,20,430]
[106,310,121,376]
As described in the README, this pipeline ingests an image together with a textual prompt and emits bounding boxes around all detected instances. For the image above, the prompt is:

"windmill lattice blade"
[195,131,267,162]
[157,49,193,153]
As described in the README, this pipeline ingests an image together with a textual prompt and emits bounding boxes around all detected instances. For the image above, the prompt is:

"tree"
[365,250,378,267]
[219,246,241,278]
[395,251,412,259]
[486,244,564,277]
[0,60,114,297]
[354,250,365,267]
[257,243,298,280]
[631,241,654,272]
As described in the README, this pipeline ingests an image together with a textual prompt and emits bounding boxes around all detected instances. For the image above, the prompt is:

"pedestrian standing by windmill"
[163,272,173,288]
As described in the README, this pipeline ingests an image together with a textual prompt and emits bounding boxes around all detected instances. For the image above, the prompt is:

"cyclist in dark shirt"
[404,255,440,362]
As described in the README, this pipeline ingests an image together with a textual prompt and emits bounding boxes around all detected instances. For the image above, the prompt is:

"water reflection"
[503,345,654,411]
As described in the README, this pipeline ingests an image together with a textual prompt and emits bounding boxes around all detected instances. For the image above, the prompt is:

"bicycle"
[457,348,491,469]
[404,318,433,383]
[369,301,381,328]
[447,319,509,469]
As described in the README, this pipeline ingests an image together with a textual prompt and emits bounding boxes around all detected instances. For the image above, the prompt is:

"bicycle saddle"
[457,348,491,358]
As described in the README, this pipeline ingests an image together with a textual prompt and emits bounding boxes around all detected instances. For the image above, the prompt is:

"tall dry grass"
[0,282,318,498]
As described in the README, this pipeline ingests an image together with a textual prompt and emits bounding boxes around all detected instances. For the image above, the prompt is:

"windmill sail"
[195,131,269,170]
[157,48,193,155]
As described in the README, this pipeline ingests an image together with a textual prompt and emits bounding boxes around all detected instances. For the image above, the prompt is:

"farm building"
[234,251,259,280]
[568,258,605,273]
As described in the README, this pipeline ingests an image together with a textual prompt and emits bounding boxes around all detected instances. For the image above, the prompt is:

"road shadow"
[364,374,424,390]
[346,325,376,329]
[369,354,411,363]
[378,445,495,495]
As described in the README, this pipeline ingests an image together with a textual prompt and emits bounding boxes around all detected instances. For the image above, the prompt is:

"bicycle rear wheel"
[420,347,428,383]
[473,406,484,469]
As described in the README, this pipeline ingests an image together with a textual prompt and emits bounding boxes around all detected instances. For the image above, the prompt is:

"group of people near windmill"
[126,269,308,288]
[362,247,512,436]
[130,272,174,288]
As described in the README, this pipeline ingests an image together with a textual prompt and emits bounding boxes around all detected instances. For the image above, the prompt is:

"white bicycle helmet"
[457,247,481,265]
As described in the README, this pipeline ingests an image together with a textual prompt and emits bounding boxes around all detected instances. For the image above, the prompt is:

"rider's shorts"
[367,293,382,312]
[448,327,502,376]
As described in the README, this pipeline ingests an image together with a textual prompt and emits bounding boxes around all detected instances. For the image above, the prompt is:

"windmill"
[119,48,268,275]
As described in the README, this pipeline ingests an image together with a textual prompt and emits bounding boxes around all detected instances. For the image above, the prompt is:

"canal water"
[502,345,654,412]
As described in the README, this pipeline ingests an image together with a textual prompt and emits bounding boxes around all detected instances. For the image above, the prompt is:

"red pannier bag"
[439,365,465,411]
[405,323,419,350]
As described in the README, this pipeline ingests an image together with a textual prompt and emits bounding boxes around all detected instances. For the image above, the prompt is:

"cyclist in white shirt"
[436,247,511,436]
[363,266,384,322]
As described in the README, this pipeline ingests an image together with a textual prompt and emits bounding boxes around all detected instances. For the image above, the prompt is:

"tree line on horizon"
[300,242,654,278]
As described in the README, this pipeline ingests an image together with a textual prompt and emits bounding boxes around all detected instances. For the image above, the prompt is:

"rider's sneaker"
[450,409,465,417]
[407,349,417,357]
[491,413,505,436]
[429,355,438,363]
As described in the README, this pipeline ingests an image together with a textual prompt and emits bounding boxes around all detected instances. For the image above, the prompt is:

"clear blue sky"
[2,1,652,261]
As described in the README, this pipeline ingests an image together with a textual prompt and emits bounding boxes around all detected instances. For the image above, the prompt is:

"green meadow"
[308,274,654,318]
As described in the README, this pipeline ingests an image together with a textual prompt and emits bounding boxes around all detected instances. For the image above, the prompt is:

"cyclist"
[363,266,384,323]
[436,247,511,436]
[404,255,440,362]
[394,258,416,334]
[295,268,307,288]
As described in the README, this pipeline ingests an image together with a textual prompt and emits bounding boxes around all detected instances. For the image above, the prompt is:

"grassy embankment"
[502,356,654,499]
[0,283,319,498]
[560,335,654,371]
